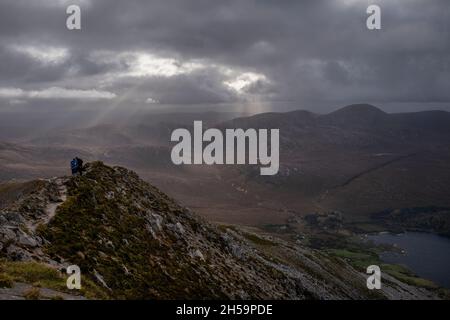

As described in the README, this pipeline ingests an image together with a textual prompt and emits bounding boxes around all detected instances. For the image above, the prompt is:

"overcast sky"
[0,0,449,113]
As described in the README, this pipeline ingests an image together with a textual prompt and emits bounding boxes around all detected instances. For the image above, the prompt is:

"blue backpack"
[71,159,78,171]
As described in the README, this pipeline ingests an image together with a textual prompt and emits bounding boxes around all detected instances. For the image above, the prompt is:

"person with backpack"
[70,157,84,176]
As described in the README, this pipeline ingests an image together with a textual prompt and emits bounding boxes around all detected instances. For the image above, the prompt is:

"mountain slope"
[0,162,442,299]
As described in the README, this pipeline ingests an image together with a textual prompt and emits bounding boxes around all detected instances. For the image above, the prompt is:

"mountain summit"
[0,162,442,299]
[331,104,386,116]
[324,104,388,126]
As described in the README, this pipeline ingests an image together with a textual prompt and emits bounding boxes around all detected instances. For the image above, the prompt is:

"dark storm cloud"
[0,0,449,108]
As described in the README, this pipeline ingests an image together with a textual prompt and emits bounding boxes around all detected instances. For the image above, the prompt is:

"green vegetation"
[0,259,106,299]
[327,248,379,271]
[0,260,65,290]
[381,264,438,289]
[241,232,278,247]
[326,247,440,290]
[0,272,14,288]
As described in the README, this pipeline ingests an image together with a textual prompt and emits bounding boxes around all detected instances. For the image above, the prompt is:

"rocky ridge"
[0,162,443,299]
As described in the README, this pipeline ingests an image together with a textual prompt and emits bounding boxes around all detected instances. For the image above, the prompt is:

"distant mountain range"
[220,104,450,220]
[1,104,450,229]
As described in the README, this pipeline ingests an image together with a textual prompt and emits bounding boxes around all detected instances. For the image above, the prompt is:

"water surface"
[367,232,450,288]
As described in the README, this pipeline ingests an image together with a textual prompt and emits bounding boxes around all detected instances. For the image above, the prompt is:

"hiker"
[70,158,78,176]
[75,157,84,176]
[70,157,84,176]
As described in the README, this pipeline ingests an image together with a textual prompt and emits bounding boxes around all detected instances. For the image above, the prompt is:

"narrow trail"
[314,152,419,207]
[332,152,419,190]
[29,177,67,233]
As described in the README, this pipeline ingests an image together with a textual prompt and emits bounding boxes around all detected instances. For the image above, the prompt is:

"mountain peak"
[331,104,386,116]
[323,104,388,126]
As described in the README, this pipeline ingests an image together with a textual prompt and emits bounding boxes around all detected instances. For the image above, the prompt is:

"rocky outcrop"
[0,178,67,263]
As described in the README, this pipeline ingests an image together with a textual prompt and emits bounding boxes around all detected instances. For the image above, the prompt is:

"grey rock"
[0,227,17,242]
[17,231,38,248]
[6,245,33,261]
[93,269,111,291]
[190,249,205,261]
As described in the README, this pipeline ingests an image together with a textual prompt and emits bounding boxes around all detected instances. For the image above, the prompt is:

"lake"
[367,232,450,288]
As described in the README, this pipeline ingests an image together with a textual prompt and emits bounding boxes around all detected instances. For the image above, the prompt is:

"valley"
[3,104,449,228]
